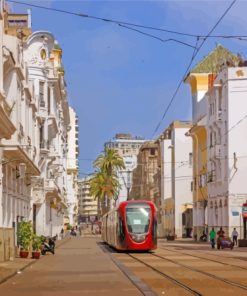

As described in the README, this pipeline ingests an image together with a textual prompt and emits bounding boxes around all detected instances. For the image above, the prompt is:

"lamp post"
[126,170,131,200]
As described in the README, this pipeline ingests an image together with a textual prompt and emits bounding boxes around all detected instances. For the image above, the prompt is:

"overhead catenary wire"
[151,0,237,138]
[6,0,246,40]
[118,23,196,49]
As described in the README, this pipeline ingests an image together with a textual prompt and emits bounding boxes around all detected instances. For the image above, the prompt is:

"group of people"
[209,227,238,249]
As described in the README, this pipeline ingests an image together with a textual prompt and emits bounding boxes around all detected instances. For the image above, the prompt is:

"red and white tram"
[101,200,157,251]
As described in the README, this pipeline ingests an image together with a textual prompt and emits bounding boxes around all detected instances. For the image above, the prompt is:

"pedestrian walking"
[217,227,225,249]
[232,228,238,246]
[209,227,216,249]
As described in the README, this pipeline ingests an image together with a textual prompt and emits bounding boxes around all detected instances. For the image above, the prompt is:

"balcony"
[48,114,58,140]
[3,145,40,176]
[45,179,61,202]
[0,94,16,139]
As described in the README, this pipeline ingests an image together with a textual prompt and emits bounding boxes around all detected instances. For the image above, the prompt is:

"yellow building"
[185,45,239,239]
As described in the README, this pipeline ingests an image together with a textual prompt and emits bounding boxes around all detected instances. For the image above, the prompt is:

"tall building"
[159,121,193,238]
[129,141,159,202]
[66,107,79,226]
[104,133,146,205]
[78,177,97,223]
[0,5,41,261]
[206,61,247,239]
[185,45,242,239]
[0,2,74,261]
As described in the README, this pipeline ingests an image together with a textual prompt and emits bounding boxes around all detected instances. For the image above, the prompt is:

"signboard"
[242,203,247,218]
[90,216,96,223]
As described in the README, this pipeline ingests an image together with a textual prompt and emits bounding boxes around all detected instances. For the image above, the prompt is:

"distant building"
[66,107,79,226]
[78,177,97,223]
[104,133,146,205]
[129,141,159,202]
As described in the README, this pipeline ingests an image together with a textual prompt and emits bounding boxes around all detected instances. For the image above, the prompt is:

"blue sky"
[10,0,247,176]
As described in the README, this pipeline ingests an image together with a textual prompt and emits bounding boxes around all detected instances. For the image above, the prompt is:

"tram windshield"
[126,205,151,234]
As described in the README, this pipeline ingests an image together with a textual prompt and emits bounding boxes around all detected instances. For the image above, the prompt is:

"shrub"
[17,221,33,251]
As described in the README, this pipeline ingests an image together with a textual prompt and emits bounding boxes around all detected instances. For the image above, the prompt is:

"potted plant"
[17,221,33,258]
[32,234,42,259]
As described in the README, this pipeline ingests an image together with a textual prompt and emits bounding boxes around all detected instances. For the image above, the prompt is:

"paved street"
[1,237,247,296]
[0,237,142,296]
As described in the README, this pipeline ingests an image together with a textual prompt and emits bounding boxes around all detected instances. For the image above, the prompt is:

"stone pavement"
[0,236,143,296]
[0,236,70,285]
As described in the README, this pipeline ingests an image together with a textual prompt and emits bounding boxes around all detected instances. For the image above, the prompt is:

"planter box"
[20,250,29,258]
[32,251,41,259]
[238,239,247,247]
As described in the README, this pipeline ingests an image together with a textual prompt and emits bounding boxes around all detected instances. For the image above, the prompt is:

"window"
[150,148,155,156]
[47,87,50,114]
[189,153,193,167]
[39,81,45,107]
[209,131,213,148]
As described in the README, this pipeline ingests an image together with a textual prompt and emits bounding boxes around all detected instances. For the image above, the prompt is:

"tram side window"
[152,216,157,242]
[118,218,125,241]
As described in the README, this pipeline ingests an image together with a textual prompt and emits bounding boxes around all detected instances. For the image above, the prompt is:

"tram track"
[126,253,202,296]
[150,252,247,292]
[160,246,247,271]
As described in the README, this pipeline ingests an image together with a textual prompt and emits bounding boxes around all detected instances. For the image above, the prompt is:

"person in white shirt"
[232,228,238,246]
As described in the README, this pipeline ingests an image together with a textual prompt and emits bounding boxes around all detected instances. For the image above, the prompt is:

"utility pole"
[126,170,131,200]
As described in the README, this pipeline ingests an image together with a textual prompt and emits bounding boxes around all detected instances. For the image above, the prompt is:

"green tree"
[90,148,125,216]
[93,148,125,174]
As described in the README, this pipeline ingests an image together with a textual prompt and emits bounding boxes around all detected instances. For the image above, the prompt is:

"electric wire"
[151,0,237,138]
[6,0,246,40]
[118,23,196,49]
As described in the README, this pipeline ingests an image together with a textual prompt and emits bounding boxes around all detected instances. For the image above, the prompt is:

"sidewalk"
[0,236,146,296]
[0,236,70,285]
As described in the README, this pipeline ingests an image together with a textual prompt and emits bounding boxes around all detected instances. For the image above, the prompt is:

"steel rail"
[127,253,202,296]
[150,252,247,292]
[160,246,247,271]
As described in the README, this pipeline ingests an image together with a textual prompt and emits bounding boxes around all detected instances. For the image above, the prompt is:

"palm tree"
[93,148,125,175]
[89,171,120,216]
[89,148,125,217]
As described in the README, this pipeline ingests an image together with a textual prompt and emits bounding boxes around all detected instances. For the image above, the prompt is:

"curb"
[0,236,71,285]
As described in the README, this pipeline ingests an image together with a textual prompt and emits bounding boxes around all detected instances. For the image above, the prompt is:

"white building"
[159,121,193,238]
[0,9,40,229]
[207,65,247,237]
[66,107,79,226]
[104,133,146,205]
[23,31,70,237]
[185,45,246,238]
[78,177,97,223]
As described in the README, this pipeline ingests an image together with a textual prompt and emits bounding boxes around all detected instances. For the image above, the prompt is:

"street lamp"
[126,170,131,200]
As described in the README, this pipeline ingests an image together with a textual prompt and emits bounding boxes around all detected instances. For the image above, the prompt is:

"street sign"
[242,203,247,218]
[90,216,95,223]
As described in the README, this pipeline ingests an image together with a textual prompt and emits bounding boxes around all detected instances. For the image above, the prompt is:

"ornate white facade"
[0,4,78,261]
[23,31,70,237]
[207,66,247,237]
